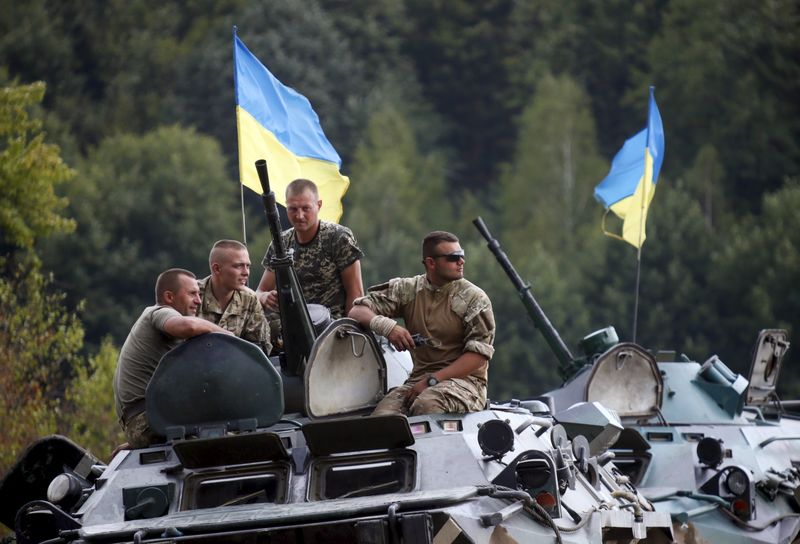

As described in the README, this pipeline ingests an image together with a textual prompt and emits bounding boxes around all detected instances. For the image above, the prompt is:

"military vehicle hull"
[1,326,674,544]
[474,217,800,544]
[545,349,800,544]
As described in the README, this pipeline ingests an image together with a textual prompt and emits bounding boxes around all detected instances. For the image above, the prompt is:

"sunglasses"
[430,251,465,263]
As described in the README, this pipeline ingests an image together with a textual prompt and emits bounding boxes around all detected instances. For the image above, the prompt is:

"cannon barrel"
[473,217,575,372]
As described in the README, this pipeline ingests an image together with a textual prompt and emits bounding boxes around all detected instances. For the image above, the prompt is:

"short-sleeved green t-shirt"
[113,305,182,419]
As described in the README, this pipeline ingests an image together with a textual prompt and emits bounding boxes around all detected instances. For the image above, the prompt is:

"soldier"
[113,269,232,448]
[256,178,363,320]
[197,240,271,354]
[349,231,495,416]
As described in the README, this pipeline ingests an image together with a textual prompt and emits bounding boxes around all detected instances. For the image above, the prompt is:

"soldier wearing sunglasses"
[350,231,495,416]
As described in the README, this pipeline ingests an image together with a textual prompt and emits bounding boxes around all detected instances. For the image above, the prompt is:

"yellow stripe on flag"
[236,106,349,222]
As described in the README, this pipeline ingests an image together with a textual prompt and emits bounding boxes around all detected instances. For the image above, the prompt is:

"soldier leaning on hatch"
[196,239,272,354]
[255,178,364,322]
[349,230,496,416]
[113,269,233,448]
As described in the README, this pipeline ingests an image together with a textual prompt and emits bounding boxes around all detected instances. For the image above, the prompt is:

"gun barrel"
[255,160,286,259]
[473,217,575,370]
[253,159,316,379]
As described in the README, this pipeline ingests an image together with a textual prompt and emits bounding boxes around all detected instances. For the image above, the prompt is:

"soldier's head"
[422,231,465,286]
[285,179,322,240]
[209,240,250,292]
[155,268,200,316]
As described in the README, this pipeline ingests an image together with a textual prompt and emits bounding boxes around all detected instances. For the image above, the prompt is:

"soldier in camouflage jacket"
[350,231,495,416]
[256,179,363,320]
[197,240,271,354]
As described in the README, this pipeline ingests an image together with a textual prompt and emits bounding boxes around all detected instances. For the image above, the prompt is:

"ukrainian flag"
[233,30,349,222]
[594,87,664,248]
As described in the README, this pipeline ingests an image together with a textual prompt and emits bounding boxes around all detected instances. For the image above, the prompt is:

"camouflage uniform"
[196,276,272,354]
[353,275,495,416]
[121,411,161,449]
[262,221,363,319]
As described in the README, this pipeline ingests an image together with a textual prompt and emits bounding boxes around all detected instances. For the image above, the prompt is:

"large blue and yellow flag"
[594,87,664,248]
[233,30,349,222]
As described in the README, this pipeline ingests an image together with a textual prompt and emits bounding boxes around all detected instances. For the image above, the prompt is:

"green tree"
[401,0,518,191]
[173,0,377,168]
[588,185,716,359]
[507,0,667,159]
[495,74,607,258]
[40,125,242,347]
[0,0,244,147]
[645,0,800,211]
[62,339,125,461]
[711,180,800,389]
[0,81,74,253]
[0,263,85,473]
[0,80,99,474]
[345,106,452,288]
[680,144,727,231]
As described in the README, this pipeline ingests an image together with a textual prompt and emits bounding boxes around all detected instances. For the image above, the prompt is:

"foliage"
[711,180,800,387]
[495,73,607,257]
[2,0,800,403]
[39,125,242,346]
[0,81,74,252]
[645,0,800,212]
[0,0,246,147]
[596,186,716,357]
[345,106,452,288]
[172,0,376,168]
[62,338,125,462]
[402,0,518,190]
[0,261,84,473]
[507,0,666,159]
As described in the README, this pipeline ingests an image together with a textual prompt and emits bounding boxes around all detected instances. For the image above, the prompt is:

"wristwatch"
[427,374,439,387]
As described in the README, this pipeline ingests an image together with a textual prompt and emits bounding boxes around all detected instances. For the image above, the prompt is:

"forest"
[1,0,798,472]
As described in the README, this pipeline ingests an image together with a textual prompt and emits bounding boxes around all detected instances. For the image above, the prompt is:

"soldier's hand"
[387,325,415,351]
[404,378,428,406]
[258,290,280,312]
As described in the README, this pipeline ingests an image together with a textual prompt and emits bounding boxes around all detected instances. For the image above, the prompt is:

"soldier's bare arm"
[340,260,364,314]
[162,316,233,339]
[256,269,279,311]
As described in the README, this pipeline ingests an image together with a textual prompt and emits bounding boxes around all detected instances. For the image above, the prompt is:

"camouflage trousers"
[372,376,487,416]
[120,411,163,449]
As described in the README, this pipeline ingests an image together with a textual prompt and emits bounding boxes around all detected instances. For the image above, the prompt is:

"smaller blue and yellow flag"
[594,87,665,248]
[233,29,349,222]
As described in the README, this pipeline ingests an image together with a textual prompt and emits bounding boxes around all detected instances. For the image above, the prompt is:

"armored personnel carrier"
[0,166,675,543]
[0,327,674,543]
[474,217,800,543]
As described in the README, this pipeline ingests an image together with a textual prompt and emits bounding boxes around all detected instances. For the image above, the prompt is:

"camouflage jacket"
[262,221,363,318]
[197,276,272,354]
[354,275,495,383]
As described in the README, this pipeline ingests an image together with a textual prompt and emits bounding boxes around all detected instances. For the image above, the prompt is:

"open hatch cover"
[303,415,414,456]
[147,333,284,439]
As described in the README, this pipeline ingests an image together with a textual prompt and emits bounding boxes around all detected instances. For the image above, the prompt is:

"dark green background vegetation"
[1,0,798,466]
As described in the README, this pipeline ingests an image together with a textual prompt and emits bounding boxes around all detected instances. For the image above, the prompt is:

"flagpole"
[232,26,249,282]
[632,87,655,343]
[632,247,642,343]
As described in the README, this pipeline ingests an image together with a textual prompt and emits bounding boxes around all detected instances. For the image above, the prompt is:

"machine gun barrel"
[473,217,575,371]
[256,160,286,260]
[255,160,316,379]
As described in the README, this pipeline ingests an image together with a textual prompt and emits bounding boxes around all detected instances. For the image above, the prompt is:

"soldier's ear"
[163,290,175,304]
[211,262,221,274]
